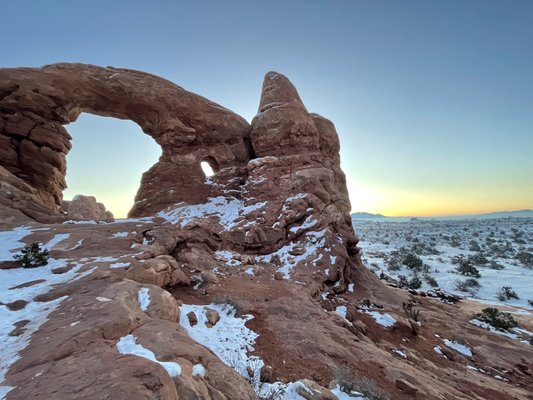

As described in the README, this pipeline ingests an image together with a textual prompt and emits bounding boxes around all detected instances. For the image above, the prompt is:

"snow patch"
[335,306,348,319]
[138,288,150,312]
[443,339,472,357]
[112,231,129,238]
[192,363,206,377]
[158,196,266,231]
[116,334,181,377]
[363,311,396,328]
[42,233,70,251]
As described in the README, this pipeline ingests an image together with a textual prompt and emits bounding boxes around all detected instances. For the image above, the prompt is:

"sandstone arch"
[0,63,251,219]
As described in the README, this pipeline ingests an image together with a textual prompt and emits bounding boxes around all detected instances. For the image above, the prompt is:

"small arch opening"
[63,113,161,218]
[200,156,219,179]
[201,161,215,177]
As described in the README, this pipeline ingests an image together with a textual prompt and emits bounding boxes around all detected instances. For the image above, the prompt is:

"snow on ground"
[0,226,95,398]
[109,262,130,269]
[393,349,407,358]
[158,196,266,231]
[256,229,328,279]
[179,304,258,378]
[138,288,150,312]
[468,319,533,344]
[330,385,365,399]
[112,231,129,238]
[192,363,206,377]
[0,226,35,261]
[179,303,369,399]
[214,250,242,267]
[363,311,397,328]
[335,306,348,319]
[42,233,70,250]
[116,334,181,377]
[433,346,444,356]
[443,339,472,357]
[353,217,533,309]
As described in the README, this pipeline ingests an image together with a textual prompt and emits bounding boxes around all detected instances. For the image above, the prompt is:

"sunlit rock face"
[1,65,532,400]
[0,63,251,220]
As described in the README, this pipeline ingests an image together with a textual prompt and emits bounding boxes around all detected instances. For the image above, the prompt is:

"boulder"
[66,195,113,221]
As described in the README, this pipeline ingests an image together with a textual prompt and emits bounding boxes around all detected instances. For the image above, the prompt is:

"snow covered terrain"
[353,217,533,310]
[179,303,367,399]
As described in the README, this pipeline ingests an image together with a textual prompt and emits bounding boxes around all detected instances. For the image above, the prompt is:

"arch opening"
[63,113,161,218]
[200,156,220,179]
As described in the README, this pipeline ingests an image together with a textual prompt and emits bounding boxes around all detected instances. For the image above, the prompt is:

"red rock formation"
[0,65,531,400]
[0,63,251,219]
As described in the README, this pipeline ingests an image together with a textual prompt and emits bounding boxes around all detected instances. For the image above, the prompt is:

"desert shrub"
[449,236,461,248]
[469,253,489,266]
[455,259,481,278]
[488,260,505,270]
[402,253,423,271]
[14,242,49,268]
[475,307,517,331]
[496,286,519,301]
[333,367,388,400]
[455,278,480,293]
[397,275,409,288]
[468,240,481,252]
[397,275,421,290]
[515,251,533,268]
[423,274,439,288]
[408,276,422,290]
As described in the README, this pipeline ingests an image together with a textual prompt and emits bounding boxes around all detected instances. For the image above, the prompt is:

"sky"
[1,0,532,218]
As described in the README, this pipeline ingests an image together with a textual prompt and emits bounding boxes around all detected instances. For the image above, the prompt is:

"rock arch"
[0,63,251,219]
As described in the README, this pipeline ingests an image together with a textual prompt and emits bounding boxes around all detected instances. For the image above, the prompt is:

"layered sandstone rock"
[0,63,251,219]
[0,65,531,400]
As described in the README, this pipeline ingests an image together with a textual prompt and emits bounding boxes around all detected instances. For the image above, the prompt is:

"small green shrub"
[397,275,422,290]
[455,259,481,278]
[423,274,439,288]
[475,307,518,332]
[455,278,480,293]
[469,253,489,266]
[402,253,423,271]
[14,242,49,268]
[496,286,519,301]
[515,251,532,268]
[408,276,422,290]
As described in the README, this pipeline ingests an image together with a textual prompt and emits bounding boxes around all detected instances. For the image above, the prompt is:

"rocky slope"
[0,64,531,400]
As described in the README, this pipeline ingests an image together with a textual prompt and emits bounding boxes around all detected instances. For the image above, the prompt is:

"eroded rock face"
[0,63,251,219]
[1,66,532,400]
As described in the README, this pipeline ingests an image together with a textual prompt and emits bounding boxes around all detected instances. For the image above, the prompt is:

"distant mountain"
[351,209,533,220]
[470,209,533,219]
[351,212,386,219]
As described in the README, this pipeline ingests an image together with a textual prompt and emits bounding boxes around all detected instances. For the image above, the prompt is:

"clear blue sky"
[1,0,532,217]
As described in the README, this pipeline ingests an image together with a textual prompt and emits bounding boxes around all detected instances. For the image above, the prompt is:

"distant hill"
[351,209,533,220]
[471,209,533,219]
[351,212,386,219]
